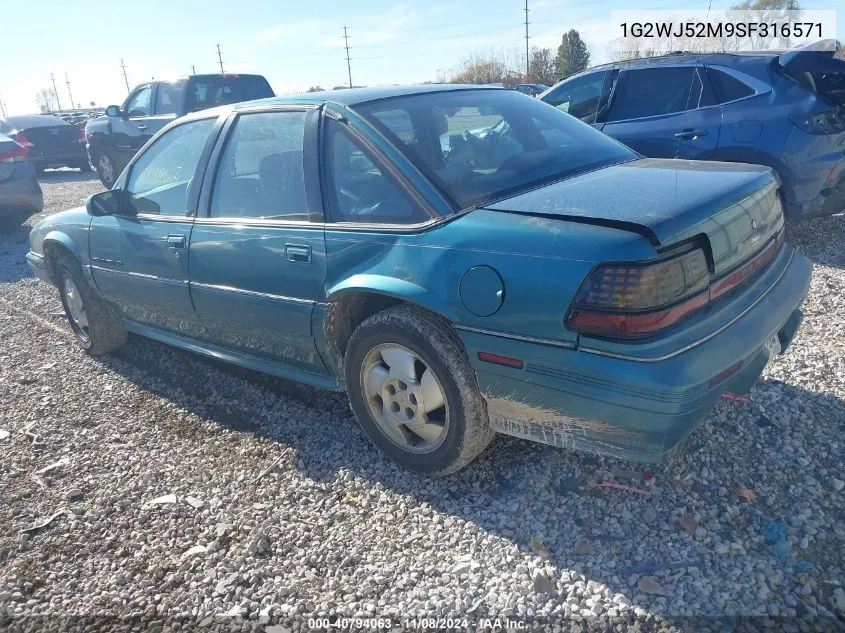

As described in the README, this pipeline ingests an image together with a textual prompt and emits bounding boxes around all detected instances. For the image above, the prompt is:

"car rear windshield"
[356,89,636,210]
[5,115,70,129]
[185,75,274,112]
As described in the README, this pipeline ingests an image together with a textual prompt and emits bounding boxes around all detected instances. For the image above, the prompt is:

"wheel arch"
[322,275,459,377]
[42,232,81,284]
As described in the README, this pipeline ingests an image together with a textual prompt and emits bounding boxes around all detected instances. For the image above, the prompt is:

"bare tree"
[36,88,57,113]
[529,47,557,85]
[450,50,516,85]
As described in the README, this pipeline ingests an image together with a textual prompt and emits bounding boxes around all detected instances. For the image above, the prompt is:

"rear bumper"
[31,151,88,169]
[0,165,43,225]
[457,246,812,463]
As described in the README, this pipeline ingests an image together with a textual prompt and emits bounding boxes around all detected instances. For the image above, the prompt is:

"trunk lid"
[484,158,784,275]
[21,124,82,158]
[778,40,845,106]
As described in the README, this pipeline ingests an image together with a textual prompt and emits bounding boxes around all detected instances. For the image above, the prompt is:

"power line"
[65,72,75,110]
[343,27,353,88]
[120,59,130,94]
[50,73,62,111]
[216,44,225,73]
[524,0,530,80]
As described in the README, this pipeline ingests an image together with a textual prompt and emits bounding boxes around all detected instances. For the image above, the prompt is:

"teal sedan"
[26,85,811,474]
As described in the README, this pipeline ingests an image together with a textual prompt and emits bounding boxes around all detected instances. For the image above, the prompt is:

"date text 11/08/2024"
[307,617,527,630]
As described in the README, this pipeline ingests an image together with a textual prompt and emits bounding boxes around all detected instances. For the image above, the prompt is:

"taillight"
[0,143,28,163]
[13,132,31,149]
[78,127,86,143]
[568,231,784,339]
[789,109,845,135]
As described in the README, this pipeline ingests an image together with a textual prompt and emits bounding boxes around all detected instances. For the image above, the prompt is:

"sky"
[0,0,841,116]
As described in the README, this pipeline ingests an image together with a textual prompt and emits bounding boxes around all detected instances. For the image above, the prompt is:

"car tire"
[344,304,494,475]
[93,148,119,188]
[56,254,127,355]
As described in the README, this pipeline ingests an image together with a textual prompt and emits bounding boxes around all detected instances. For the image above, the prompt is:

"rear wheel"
[93,149,119,188]
[56,254,126,355]
[344,305,493,475]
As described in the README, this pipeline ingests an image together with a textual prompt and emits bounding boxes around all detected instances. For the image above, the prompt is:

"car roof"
[581,50,778,74]
[237,84,502,109]
[3,114,70,129]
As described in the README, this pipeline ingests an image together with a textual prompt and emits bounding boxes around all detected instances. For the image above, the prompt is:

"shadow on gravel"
[0,227,35,284]
[88,332,845,627]
[787,215,845,269]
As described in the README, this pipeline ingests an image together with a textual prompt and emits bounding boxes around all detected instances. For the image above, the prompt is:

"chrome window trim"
[190,281,314,305]
[191,214,446,234]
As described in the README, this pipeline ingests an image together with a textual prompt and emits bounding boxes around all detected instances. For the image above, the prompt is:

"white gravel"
[1,169,844,631]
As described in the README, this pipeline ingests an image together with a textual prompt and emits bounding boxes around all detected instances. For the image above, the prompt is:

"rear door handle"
[167,234,185,249]
[675,129,707,140]
[285,244,311,263]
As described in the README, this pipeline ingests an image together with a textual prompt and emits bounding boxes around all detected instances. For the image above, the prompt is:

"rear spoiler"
[778,39,844,73]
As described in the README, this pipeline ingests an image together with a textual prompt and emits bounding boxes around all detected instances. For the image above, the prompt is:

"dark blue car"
[540,43,845,221]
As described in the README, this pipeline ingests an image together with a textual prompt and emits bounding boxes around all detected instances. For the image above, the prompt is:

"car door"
[674,65,721,159]
[148,80,186,136]
[602,66,700,158]
[112,83,157,165]
[188,106,329,373]
[89,115,221,337]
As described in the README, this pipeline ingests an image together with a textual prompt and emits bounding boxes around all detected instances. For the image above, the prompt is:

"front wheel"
[344,305,493,475]
[56,255,127,355]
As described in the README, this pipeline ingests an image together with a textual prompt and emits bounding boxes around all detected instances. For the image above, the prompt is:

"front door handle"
[167,234,185,249]
[137,125,148,131]
[285,244,311,263]
[675,129,707,140]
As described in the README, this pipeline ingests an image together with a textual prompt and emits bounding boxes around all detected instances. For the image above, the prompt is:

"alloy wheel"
[62,275,90,344]
[360,343,449,454]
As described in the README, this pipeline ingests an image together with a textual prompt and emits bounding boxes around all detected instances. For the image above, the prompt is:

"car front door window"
[126,86,152,117]
[125,117,216,215]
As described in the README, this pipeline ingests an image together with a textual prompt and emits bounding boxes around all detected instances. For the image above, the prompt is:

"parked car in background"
[540,41,845,221]
[0,115,89,174]
[0,134,43,232]
[86,73,274,188]
[28,86,810,474]
[512,83,549,97]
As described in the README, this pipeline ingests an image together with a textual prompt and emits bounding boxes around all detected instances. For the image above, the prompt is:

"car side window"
[154,81,186,115]
[543,72,606,123]
[126,85,152,117]
[126,117,216,216]
[705,68,755,103]
[325,118,428,225]
[607,67,697,122]
[210,111,308,220]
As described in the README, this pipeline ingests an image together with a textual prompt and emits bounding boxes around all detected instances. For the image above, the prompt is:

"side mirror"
[104,104,123,118]
[87,190,136,217]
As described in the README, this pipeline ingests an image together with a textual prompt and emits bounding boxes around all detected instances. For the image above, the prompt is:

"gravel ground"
[1,170,844,632]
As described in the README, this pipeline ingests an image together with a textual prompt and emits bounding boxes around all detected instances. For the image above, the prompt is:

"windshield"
[356,89,636,210]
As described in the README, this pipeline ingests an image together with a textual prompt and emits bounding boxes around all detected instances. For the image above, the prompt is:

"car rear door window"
[608,67,698,121]
[126,117,216,215]
[325,118,428,225]
[154,81,186,115]
[126,85,152,117]
[542,72,607,123]
[210,111,308,221]
[705,68,756,103]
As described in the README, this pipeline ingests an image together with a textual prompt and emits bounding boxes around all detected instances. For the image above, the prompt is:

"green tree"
[555,30,590,81]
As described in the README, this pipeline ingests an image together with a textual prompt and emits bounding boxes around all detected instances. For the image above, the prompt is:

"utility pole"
[0,100,6,118]
[50,73,62,111]
[343,27,352,89]
[524,0,530,81]
[216,44,225,73]
[65,72,75,110]
[120,59,130,93]
[192,65,196,75]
